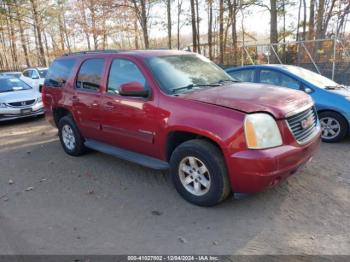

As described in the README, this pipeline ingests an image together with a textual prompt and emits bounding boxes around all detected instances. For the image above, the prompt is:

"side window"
[260,69,300,89]
[23,70,31,77]
[76,59,104,91]
[32,70,39,78]
[228,69,255,82]
[259,70,280,86]
[107,59,147,94]
[44,59,76,87]
[279,74,300,89]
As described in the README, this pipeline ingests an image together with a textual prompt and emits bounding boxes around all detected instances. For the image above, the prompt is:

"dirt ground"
[0,117,349,255]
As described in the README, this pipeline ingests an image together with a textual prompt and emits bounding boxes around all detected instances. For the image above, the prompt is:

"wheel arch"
[53,107,73,127]
[165,130,224,162]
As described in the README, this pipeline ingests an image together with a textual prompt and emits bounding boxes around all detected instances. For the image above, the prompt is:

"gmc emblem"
[21,101,26,106]
[301,116,314,129]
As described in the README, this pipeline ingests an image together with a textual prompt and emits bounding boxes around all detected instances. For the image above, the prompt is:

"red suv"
[43,50,321,206]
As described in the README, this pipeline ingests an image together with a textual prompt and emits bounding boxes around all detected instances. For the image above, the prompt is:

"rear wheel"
[319,111,348,143]
[170,139,231,206]
[58,116,86,156]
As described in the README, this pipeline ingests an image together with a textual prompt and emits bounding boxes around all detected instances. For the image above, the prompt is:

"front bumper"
[226,131,321,193]
[0,102,44,122]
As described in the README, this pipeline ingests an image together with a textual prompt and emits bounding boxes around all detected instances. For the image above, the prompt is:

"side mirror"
[304,87,313,94]
[39,84,43,93]
[119,82,149,97]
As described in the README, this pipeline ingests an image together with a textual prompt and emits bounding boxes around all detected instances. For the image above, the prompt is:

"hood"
[180,83,313,119]
[325,88,350,97]
[0,89,40,103]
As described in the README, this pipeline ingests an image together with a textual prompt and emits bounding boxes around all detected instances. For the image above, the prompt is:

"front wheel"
[170,139,231,206]
[319,111,348,143]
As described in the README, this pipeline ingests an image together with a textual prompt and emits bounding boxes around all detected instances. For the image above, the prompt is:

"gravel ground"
[0,117,349,255]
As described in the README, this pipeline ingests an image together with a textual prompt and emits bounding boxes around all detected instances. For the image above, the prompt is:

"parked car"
[0,71,22,78]
[0,76,44,121]
[42,50,320,206]
[225,65,350,142]
[20,67,48,92]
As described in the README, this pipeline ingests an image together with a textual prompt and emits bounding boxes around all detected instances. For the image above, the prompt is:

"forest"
[0,0,349,70]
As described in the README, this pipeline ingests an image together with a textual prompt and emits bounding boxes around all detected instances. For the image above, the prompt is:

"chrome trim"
[285,107,321,145]
[284,102,314,118]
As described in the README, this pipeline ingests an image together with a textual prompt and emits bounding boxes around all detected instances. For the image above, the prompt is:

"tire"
[58,115,86,156]
[319,111,348,143]
[169,139,231,206]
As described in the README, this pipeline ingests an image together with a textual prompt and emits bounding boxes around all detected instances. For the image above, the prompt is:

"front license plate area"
[21,108,32,115]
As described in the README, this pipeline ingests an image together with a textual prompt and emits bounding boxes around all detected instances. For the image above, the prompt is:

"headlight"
[0,103,7,108]
[37,96,42,103]
[244,113,283,149]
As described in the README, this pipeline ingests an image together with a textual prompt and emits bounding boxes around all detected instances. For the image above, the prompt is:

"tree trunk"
[228,0,238,65]
[302,0,306,40]
[167,0,172,49]
[14,0,30,67]
[208,0,213,59]
[308,0,315,40]
[296,0,302,41]
[30,0,46,66]
[270,0,278,44]
[177,0,182,49]
[315,0,325,39]
[195,0,200,53]
[80,0,91,50]
[132,0,149,49]
[219,0,224,64]
[190,0,197,52]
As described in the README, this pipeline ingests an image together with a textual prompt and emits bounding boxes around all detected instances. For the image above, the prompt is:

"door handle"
[72,96,79,102]
[104,102,115,110]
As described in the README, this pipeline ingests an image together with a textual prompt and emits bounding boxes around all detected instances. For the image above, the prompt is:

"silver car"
[0,77,44,121]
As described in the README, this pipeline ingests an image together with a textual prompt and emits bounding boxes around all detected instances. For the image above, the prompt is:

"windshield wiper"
[213,79,241,85]
[171,83,221,93]
[325,85,345,90]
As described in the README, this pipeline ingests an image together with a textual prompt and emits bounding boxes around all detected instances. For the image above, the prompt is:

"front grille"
[8,99,35,107]
[286,106,318,143]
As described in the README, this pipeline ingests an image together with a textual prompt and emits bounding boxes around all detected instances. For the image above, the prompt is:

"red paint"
[43,50,321,193]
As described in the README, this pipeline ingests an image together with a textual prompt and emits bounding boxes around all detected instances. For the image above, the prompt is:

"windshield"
[146,54,233,93]
[0,78,32,93]
[38,69,48,78]
[284,66,338,88]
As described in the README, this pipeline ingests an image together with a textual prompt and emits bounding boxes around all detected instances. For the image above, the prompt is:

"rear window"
[44,59,76,87]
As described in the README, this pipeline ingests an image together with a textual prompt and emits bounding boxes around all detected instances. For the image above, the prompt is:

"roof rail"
[62,49,124,56]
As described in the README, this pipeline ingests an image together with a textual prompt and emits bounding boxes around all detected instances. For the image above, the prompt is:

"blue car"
[225,64,350,142]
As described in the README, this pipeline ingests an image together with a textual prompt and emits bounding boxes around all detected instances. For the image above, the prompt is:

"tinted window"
[260,70,280,85]
[76,59,104,91]
[260,69,300,89]
[108,59,146,94]
[0,78,31,93]
[23,70,31,77]
[38,69,48,78]
[45,59,76,87]
[228,69,255,82]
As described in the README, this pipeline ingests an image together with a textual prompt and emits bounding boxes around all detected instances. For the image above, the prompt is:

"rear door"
[72,58,106,139]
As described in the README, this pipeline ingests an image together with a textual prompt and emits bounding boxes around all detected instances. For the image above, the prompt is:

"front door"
[72,58,106,139]
[100,58,160,158]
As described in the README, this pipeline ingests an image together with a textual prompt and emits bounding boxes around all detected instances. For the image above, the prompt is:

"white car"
[0,77,44,121]
[20,67,48,92]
